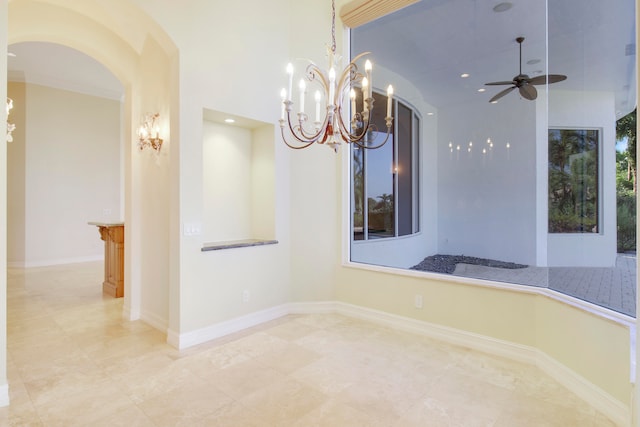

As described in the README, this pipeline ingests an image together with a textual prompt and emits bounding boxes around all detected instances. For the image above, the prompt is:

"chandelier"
[279,0,393,152]
[137,112,163,151]
[6,98,15,143]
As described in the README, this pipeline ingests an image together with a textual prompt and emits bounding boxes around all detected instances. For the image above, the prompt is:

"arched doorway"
[2,0,178,406]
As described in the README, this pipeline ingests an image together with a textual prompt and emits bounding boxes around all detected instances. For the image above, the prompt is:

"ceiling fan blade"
[489,86,516,102]
[528,74,568,85]
[485,81,516,86]
[519,83,537,100]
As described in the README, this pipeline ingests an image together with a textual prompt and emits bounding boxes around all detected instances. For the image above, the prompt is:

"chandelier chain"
[278,0,394,151]
[331,0,336,54]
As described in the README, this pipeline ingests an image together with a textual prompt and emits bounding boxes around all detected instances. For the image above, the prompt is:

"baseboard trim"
[122,305,140,322]
[8,255,102,268]
[333,301,538,364]
[535,350,629,427]
[169,304,290,349]
[330,301,629,427]
[140,310,169,333]
[170,300,629,425]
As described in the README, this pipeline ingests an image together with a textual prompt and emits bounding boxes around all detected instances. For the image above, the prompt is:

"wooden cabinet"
[89,222,124,298]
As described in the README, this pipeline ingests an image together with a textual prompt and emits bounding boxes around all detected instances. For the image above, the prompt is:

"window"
[352,91,420,240]
[548,128,600,233]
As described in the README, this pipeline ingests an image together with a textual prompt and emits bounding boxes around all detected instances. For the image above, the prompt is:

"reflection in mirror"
[350,0,636,317]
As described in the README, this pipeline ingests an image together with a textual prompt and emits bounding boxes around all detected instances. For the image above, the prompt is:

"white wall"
[437,96,538,265]
[546,90,618,267]
[7,83,121,267]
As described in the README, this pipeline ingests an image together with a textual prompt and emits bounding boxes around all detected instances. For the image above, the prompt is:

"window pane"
[366,92,394,238]
[353,147,364,240]
[548,129,599,233]
[397,102,413,236]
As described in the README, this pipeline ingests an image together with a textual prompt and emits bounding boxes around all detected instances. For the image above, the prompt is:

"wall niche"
[202,109,276,250]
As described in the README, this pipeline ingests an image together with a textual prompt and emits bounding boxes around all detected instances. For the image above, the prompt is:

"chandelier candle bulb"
[350,89,356,115]
[365,60,372,99]
[328,67,336,105]
[286,63,294,101]
[299,79,306,114]
[280,89,287,119]
[387,85,394,117]
[362,77,369,111]
[278,0,393,151]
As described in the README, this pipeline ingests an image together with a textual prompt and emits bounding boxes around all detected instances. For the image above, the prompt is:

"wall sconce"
[6,97,15,143]
[137,112,163,151]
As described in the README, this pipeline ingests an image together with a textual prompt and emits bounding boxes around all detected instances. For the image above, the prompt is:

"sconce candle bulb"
[137,112,163,151]
[6,97,15,143]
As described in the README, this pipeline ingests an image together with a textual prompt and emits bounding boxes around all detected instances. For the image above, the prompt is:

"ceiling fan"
[485,36,567,102]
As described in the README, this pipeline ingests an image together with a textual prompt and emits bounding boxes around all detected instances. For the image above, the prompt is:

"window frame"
[547,126,602,235]
[351,91,421,242]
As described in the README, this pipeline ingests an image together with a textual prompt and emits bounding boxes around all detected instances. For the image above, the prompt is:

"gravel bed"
[410,254,528,274]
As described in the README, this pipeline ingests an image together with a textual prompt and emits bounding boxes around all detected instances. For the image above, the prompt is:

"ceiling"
[7,41,124,100]
[6,0,637,118]
[352,0,637,118]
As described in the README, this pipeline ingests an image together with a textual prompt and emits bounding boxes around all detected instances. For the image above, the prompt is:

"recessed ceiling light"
[460,73,470,78]
[7,52,16,57]
[477,88,486,93]
[490,100,499,104]
[427,112,435,116]
[526,59,540,65]
[493,2,513,13]
[224,118,235,123]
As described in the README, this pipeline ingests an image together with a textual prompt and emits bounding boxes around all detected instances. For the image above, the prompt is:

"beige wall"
[6,82,25,264]
[336,265,631,403]
[7,82,121,267]
[136,35,172,331]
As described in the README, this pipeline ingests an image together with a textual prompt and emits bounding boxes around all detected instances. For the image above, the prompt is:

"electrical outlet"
[414,294,423,309]
[242,290,250,303]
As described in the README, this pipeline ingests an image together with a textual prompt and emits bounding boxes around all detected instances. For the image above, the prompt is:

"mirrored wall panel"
[350,0,636,317]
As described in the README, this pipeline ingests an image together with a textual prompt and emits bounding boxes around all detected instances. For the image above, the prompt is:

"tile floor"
[2,262,620,426]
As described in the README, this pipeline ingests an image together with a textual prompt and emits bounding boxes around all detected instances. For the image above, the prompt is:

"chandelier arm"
[283,107,329,143]
[335,108,368,142]
[337,61,365,93]
[280,127,317,149]
[297,107,333,141]
[351,125,393,149]
[350,51,371,65]
[305,62,330,94]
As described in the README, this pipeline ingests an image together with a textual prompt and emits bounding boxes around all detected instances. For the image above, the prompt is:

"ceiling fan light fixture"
[493,2,513,13]
[485,36,567,102]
